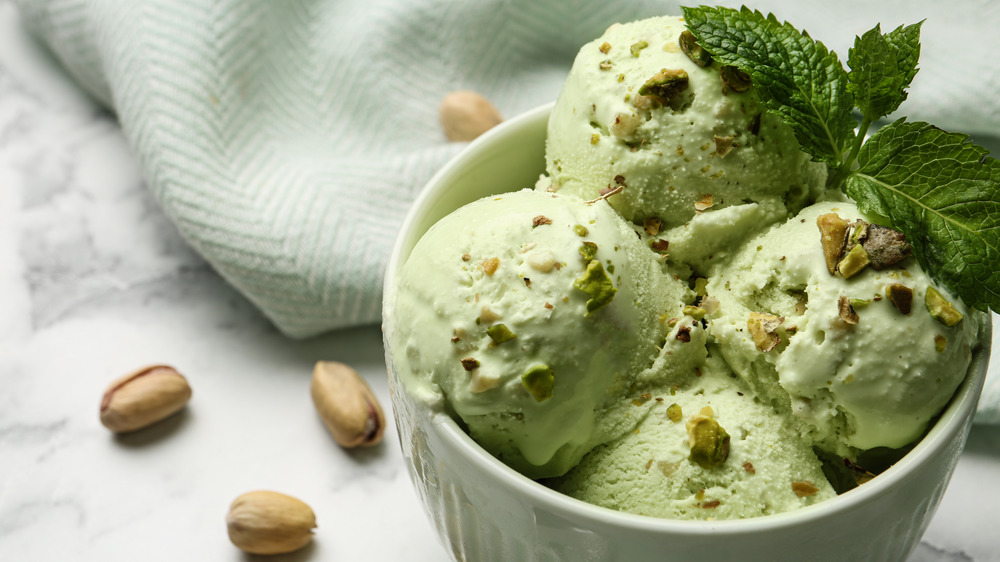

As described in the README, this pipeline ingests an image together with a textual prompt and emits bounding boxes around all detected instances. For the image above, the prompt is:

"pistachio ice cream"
[542,16,826,258]
[389,189,695,478]
[387,13,984,522]
[706,201,980,454]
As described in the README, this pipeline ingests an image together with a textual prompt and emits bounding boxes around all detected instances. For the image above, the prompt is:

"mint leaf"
[846,119,1000,311]
[681,5,856,166]
[848,22,922,120]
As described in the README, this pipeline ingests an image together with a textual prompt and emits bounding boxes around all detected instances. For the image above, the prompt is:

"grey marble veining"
[1,1,998,560]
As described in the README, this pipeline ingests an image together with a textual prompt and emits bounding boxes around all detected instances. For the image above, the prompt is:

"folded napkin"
[18,0,1000,420]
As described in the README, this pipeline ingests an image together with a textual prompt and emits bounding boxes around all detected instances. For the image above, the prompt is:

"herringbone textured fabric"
[16,0,1000,337]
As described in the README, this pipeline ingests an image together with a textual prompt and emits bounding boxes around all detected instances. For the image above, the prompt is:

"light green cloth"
[16,0,1000,420]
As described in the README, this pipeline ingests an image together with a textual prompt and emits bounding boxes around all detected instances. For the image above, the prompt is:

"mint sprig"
[847,121,1000,310]
[682,6,855,166]
[682,5,1000,313]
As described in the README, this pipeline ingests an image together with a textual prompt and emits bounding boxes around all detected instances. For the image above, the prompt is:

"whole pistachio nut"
[226,490,316,555]
[439,90,503,142]
[310,361,385,448]
[99,365,192,433]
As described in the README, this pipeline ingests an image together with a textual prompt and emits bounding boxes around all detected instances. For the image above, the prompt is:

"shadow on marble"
[240,539,317,562]
[111,408,192,448]
[964,423,1000,457]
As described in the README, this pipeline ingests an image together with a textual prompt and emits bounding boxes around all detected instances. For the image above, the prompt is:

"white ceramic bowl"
[382,103,993,562]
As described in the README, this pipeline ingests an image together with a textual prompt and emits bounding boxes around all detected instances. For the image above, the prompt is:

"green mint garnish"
[682,5,1000,313]
[682,6,855,166]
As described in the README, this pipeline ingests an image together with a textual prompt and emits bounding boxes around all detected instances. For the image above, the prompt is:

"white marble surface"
[1,2,998,560]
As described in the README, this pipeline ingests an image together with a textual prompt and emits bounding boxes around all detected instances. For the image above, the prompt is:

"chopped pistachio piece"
[850,298,871,309]
[590,133,600,145]
[675,325,692,342]
[482,257,500,275]
[638,68,689,106]
[837,244,870,279]
[817,213,849,275]
[666,403,683,422]
[486,323,516,344]
[791,481,820,497]
[678,30,712,67]
[934,334,948,352]
[713,135,736,157]
[683,305,706,321]
[747,311,783,352]
[720,65,752,93]
[599,59,613,70]
[599,41,611,54]
[925,286,964,326]
[532,215,552,227]
[579,241,598,261]
[694,277,709,297]
[460,357,480,371]
[837,295,860,325]
[886,283,914,314]
[573,260,617,314]
[694,194,714,211]
[643,217,662,236]
[687,414,730,469]
[650,238,670,254]
[630,40,649,57]
[573,224,589,237]
[521,364,554,402]
[861,224,912,270]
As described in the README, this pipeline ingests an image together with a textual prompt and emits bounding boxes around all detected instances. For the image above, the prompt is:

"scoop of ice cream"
[706,201,981,453]
[389,189,695,478]
[543,16,826,232]
[547,355,836,519]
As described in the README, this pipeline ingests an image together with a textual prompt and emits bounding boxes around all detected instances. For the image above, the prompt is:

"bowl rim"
[383,101,993,533]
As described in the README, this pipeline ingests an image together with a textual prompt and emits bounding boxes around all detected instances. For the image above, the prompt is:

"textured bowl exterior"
[382,103,992,562]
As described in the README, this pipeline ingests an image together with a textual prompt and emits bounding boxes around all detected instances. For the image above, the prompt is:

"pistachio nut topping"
[486,323,517,344]
[482,257,500,275]
[886,283,914,314]
[579,241,599,261]
[573,260,617,314]
[638,68,689,106]
[934,334,948,352]
[573,224,589,237]
[683,305,706,321]
[521,364,555,402]
[817,213,849,275]
[791,481,820,498]
[713,135,736,157]
[837,244,870,279]
[532,215,553,227]
[694,194,714,211]
[747,311,783,352]
[666,403,683,422]
[630,40,649,57]
[643,217,662,236]
[859,223,911,270]
[837,295,859,325]
[678,29,712,67]
[925,286,964,327]
[686,411,731,469]
[720,65,752,93]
